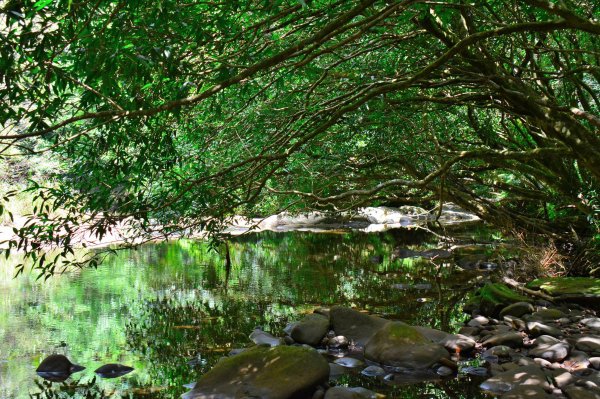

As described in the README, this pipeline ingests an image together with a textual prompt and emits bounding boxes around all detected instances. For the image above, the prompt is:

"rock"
[465,283,532,317]
[313,388,326,399]
[182,346,329,399]
[482,332,523,348]
[364,322,449,369]
[500,302,535,318]
[526,278,600,305]
[361,365,386,377]
[324,387,377,399]
[329,363,347,377]
[328,336,349,349]
[480,365,553,394]
[527,321,563,338]
[291,313,330,346]
[437,366,454,377]
[249,328,283,346]
[94,364,134,378]
[590,357,600,369]
[503,315,527,331]
[468,315,490,327]
[575,335,600,353]
[499,385,550,399]
[36,354,85,381]
[482,346,514,363]
[532,308,566,321]
[413,326,476,353]
[329,307,389,346]
[333,357,365,368]
[563,385,600,399]
[583,318,600,329]
[529,341,570,362]
[461,366,488,377]
[553,369,578,388]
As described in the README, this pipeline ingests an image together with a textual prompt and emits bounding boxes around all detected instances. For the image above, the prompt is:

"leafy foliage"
[1,0,600,275]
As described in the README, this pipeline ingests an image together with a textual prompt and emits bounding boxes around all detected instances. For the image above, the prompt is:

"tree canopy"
[1,0,599,276]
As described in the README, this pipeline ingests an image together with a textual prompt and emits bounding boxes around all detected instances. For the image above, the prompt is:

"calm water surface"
[0,227,503,398]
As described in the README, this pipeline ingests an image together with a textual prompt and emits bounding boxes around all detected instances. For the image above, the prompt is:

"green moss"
[526,277,600,296]
[386,322,428,344]
[465,283,531,317]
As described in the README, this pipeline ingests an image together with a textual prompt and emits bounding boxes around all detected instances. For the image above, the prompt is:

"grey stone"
[182,346,329,399]
[468,315,490,327]
[364,322,449,369]
[291,313,330,346]
[553,369,578,388]
[333,357,365,368]
[527,321,563,338]
[482,332,524,348]
[480,365,553,394]
[503,315,527,331]
[330,306,389,346]
[249,328,283,346]
[575,335,600,353]
[361,365,386,377]
[529,342,571,362]
[500,385,550,399]
[590,357,600,369]
[583,318,600,329]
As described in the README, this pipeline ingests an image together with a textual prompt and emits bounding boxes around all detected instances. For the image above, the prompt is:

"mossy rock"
[364,322,449,369]
[465,283,531,317]
[183,345,329,399]
[527,277,600,296]
[526,277,600,306]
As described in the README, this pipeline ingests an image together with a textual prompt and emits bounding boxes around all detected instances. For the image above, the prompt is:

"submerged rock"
[182,346,329,399]
[94,363,134,378]
[330,307,389,346]
[291,313,330,346]
[364,322,449,369]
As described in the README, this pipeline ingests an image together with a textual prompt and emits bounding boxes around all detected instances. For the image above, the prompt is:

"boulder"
[465,283,532,317]
[364,322,449,369]
[413,326,476,353]
[330,307,389,346]
[182,346,329,399]
[500,302,535,318]
[291,313,330,346]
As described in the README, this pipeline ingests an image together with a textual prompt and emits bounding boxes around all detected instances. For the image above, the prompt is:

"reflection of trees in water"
[29,378,105,399]
[125,296,299,397]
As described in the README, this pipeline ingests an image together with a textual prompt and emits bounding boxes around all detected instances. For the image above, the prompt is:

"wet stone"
[563,385,600,399]
[575,335,600,353]
[361,365,386,377]
[590,357,600,369]
[291,313,330,346]
[582,318,600,329]
[529,341,571,362]
[480,365,553,394]
[468,316,490,327]
[333,357,365,368]
[482,332,523,348]
[527,321,563,338]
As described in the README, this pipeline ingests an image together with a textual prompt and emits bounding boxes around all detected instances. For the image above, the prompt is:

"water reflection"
[0,226,499,398]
